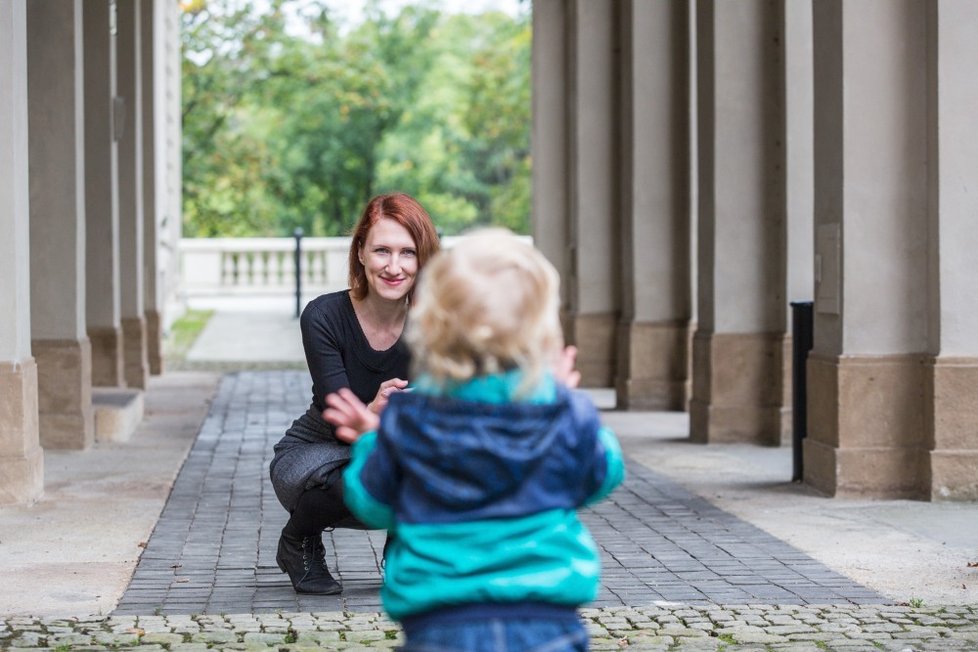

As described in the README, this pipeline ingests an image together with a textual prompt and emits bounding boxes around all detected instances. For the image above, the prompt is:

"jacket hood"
[379,389,601,520]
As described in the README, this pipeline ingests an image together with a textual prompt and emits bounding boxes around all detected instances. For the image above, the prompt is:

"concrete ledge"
[92,387,144,443]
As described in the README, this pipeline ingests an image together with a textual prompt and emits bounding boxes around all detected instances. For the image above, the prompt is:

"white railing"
[179,237,350,297]
[178,234,533,300]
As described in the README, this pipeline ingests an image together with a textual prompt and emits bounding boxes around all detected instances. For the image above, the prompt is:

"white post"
[84,0,125,387]
[690,0,788,444]
[616,0,693,410]
[27,0,94,449]
[117,0,149,389]
[0,0,44,504]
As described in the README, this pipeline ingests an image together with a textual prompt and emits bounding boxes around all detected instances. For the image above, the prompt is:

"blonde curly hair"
[406,228,564,397]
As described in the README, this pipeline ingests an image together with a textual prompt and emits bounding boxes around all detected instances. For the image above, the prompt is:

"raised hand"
[323,388,380,443]
[555,345,582,389]
[368,377,409,414]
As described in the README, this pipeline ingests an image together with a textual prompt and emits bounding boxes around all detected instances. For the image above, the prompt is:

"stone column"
[807,0,929,497]
[924,0,978,501]
[690,0,787,444]
[0,0,44,505]
[27,0,94,450]
[615,0,692,410]
[84,0,125,387]
[155,0,183,327]
[566,0,620,387]
[779,0,815,442]
[783,0,814,307]
[141,0,163,375]
[117,0,149,389]
[531,0,571,322]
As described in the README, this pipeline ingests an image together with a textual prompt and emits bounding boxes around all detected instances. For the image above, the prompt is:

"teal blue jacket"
[343,372,626,621]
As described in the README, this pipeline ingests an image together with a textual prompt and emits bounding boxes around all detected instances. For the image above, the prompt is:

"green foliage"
[181,0,531,237]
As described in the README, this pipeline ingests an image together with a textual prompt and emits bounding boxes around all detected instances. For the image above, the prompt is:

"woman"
[269,193,440,594]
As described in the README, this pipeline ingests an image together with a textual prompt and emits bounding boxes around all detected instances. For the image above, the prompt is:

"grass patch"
[164,308,213,361]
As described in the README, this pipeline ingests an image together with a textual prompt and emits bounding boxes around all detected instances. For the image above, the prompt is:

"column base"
[566,312,618,388]
[145,309,164,375]
[0,358,44,505]
[926,357,978,500]
[32,337,94,450]
[689,331,787,445]
[614,320,690,410]
[805,353,928,498]
[121,316,149,390]
[803,438,928,498]
[89,325,125,387]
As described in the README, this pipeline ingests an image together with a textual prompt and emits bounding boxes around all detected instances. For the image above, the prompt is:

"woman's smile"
[359,217,419,302]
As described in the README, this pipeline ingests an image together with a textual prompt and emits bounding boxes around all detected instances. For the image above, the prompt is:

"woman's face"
[358,217,419,303]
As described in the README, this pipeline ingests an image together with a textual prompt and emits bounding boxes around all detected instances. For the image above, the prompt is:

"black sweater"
[300,290,411,412]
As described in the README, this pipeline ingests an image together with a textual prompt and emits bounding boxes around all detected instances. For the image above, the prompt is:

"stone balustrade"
[177,234,533,300]
[179,237,351,297]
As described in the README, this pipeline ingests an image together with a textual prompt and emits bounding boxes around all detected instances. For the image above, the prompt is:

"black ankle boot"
[276,528,342,595]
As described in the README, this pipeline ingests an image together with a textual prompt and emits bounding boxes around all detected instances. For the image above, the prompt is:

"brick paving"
[114,371,882,616]
[7,370,976,649]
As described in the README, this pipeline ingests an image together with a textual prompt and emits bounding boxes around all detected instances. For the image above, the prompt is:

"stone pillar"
[924,0,978,501]
[84,0,125,387]
[807,0,929,497]
[158,0,183,328]
[117,0,149,389]
[141,0,163,375]
[27,0,94,450]
[531,0,571,321]
[615,0,692,410]
[0,0,44,505]
[566,0,620,387]
[690,0,786,444]
[780,0,815,443]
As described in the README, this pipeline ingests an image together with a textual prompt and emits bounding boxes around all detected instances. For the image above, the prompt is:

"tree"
[180,0,532,237]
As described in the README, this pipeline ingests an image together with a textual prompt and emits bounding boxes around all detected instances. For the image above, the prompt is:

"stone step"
[92,387,144,443]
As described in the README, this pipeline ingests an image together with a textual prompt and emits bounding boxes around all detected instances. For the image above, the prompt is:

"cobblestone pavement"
[4,604,978,650]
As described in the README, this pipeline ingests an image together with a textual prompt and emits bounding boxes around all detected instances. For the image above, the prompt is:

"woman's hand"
[367,377,409,414]
[323,388,380,443]
[554,345,581,389]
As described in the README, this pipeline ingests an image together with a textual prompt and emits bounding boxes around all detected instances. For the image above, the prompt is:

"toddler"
[324,228,625,652]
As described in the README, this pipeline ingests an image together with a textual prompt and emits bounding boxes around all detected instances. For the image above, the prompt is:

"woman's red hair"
[348,193,440,301]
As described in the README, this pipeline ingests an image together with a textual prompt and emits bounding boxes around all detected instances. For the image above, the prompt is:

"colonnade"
[3,0,976,506]
[0,0,181,504]
[533,0,978,500]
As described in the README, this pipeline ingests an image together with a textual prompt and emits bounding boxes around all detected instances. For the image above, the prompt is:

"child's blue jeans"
[400,617,588,652]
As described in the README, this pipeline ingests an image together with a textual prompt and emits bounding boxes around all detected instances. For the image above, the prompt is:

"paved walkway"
[114,371,881,616]
[4,369,978,649]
